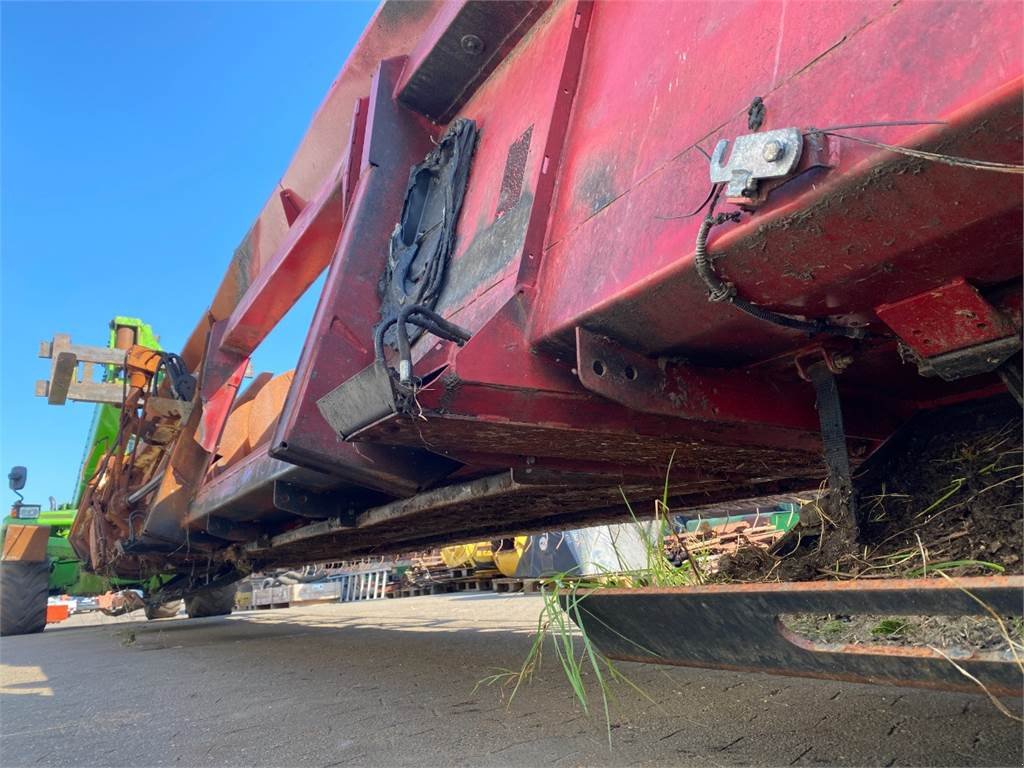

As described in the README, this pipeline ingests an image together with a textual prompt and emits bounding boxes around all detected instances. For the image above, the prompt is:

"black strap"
[807,361,854,506]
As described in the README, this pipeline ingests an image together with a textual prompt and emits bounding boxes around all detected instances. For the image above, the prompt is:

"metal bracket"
[316,361,400,439]
[574,328,819,432]
[203,515,262,543]
[876,278,1021,382]
[273,480,357,524]
[908,336,1022,382]
[793,346,854,382]
[805,360,854,510]
[710,128,804,197]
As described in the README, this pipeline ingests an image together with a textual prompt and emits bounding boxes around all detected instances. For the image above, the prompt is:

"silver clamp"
[710,128,803,197]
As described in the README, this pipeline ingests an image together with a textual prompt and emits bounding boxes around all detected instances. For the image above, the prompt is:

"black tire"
[144,599,183,620]
[0,560,50,636]
[185,583,237,619]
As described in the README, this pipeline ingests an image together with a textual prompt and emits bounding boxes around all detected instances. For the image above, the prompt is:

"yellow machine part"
[440,544,472,568]
[441,541,496,569]
[493,537,528,578]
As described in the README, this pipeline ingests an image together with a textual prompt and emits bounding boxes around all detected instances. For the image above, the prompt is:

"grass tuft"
[870,618,911,638]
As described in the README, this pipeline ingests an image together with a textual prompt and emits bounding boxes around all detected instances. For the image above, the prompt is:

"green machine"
[0,317,174,636]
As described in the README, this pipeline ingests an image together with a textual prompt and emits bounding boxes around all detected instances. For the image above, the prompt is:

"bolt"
[832,354,854,371]
[762,140,784,162]
[460,34,484,55]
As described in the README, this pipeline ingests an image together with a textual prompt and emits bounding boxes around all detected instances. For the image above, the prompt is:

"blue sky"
[1,1,375,503]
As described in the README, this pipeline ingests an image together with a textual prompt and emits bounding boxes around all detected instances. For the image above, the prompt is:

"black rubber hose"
[402,306,472,344]
[375,307,472,366]
[395,305,472,384]
[374,318,397,363]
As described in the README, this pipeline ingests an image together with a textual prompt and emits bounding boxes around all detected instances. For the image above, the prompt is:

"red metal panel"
[449,0,587,313]
[529,1,1023,361]
[143,1,1020,548]
[219,99,368,356]
[542,0,890,247]
[401,0,592,378]
[875,278,1018,358]
[195,350,249,454]
[270,57,449,493]
[347,304,892,479]
[396,0,552,122]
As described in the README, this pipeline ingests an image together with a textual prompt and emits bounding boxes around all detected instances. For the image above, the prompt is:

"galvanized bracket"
[710,128,804,197]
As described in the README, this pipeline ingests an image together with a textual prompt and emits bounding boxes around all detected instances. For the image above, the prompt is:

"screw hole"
[592,360,606,377]
[976,322,987,329]
[624,365,638,381]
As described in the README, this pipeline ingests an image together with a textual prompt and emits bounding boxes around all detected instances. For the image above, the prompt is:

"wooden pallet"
[394,573,496,597]
[492,578,522,594]
[453,576,493,592]
[490,577,545,593]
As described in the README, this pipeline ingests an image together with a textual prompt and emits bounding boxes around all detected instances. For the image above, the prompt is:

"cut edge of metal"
[567,575,1024,599]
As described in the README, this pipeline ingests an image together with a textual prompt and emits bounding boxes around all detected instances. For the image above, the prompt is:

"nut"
[762,140,784,162]
[831,354,855,371]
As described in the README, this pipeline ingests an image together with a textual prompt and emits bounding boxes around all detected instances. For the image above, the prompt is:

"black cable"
[374,319,396,364]
[395,305,471,384]
[731,298,863,338]
[655,182,718,221]
[693,209,737,303]
[693,189,866,339]
[812,120,947,132]
[374,307,471,368]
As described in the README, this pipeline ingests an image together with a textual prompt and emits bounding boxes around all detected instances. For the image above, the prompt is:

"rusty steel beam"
[569,577,1024,696]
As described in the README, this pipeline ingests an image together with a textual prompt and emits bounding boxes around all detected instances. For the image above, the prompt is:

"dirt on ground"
[720,396,1023,584]
[715,397,1023,652]
[2,595,1022,768]
[855,397,1023,576]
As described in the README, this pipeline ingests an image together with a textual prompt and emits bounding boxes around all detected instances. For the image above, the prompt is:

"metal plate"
[565,577,1024,696]
[397,0,551,122]
[876,278,1017,359]
[317,362,398,439]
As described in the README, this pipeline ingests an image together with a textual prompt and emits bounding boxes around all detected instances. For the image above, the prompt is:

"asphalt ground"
[1,593,1021,767]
